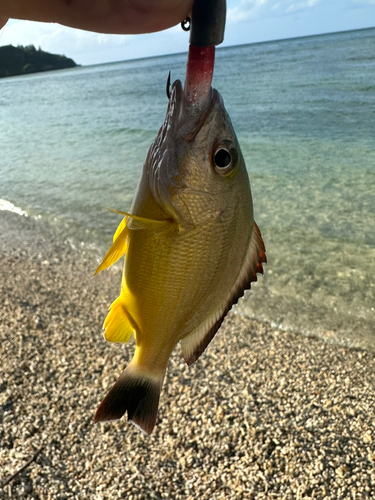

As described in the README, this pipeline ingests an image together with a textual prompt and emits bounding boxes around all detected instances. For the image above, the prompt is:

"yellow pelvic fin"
[109,209,173,231]
[103,296,135,343]
[113,216,127,242]
[95,224,129,275]
[95,209,173,276]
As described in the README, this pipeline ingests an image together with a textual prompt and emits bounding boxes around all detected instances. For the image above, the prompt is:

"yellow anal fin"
[95,224,129,275]
[109,209,173,231]
[103,296,135,343]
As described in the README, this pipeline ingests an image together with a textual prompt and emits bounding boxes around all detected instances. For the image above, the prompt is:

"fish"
[94,76,266,435]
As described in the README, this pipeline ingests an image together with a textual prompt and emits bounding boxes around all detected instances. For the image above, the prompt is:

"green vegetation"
[0,44,77,78]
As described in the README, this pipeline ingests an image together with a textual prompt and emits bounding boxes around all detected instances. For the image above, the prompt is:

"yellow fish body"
[94,80,266,434]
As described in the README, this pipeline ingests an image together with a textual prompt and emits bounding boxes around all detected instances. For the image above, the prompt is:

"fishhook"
[181,17,191,32]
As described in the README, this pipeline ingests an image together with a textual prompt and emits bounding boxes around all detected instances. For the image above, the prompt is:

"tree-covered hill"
[0,44,77,78]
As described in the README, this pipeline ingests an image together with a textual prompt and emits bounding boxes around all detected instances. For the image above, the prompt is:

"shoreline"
[1,206,374,354]
[1,211,375,498]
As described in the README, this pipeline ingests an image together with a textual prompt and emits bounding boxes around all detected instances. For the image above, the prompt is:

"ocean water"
[1,28,374,350]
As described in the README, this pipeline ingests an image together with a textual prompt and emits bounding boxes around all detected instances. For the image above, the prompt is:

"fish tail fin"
[94,363,164,435]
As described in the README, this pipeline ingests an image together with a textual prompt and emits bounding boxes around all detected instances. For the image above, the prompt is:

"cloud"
[227,0,322,23]
[1,1,373,65]
[227,0,269,23]
[0,19,190,65]
[286,0,321,13]
[0,20,134,63]
[350,0,375,5]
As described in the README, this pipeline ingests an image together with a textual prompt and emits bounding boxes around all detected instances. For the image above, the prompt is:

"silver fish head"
[147,79,254,230]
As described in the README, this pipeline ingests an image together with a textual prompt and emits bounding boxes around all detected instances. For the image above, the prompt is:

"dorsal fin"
[181,222,266,366]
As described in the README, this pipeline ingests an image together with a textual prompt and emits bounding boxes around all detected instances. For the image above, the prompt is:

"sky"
[0,0,374,66]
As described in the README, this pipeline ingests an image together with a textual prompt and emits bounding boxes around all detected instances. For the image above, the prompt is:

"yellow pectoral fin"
[103,296,135,343]
[95,225,129,275]
[109,209,173,231]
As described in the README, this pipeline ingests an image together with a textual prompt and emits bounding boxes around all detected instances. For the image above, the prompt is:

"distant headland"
[0,44,77,78]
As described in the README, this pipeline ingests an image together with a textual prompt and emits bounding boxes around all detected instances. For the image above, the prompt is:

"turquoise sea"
[1,28,374,350]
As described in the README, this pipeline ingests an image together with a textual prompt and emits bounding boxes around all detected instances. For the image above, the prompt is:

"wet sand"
[1,211,374,499]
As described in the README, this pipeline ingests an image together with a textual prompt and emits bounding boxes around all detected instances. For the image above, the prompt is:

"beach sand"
[0,211,374,499]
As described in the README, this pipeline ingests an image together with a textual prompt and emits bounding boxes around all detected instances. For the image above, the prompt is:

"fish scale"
[94,66,265,435]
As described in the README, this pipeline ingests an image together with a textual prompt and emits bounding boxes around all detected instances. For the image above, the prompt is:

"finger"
[0,1,194,35]
[0,17,8,30]
[57,0,195,34]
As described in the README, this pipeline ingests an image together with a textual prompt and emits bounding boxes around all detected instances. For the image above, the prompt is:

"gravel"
[1,211,375,499]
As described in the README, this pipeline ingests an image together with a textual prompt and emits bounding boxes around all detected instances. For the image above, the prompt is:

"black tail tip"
[94,371,162,435]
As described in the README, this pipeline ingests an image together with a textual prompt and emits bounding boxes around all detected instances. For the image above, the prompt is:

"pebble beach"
[0,210,374,499]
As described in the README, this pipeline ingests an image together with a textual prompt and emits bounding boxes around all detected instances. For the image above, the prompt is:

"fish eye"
[212,140,238,176]
[214,149,231,169]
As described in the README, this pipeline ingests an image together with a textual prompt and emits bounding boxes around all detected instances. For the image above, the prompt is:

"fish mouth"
[169,79,213,140]
[149,78,217,230]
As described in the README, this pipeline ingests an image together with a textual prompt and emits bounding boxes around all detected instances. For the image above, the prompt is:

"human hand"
[0,0,194,34]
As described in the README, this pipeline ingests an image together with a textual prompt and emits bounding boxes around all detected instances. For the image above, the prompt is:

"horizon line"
[82,25,375,69]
